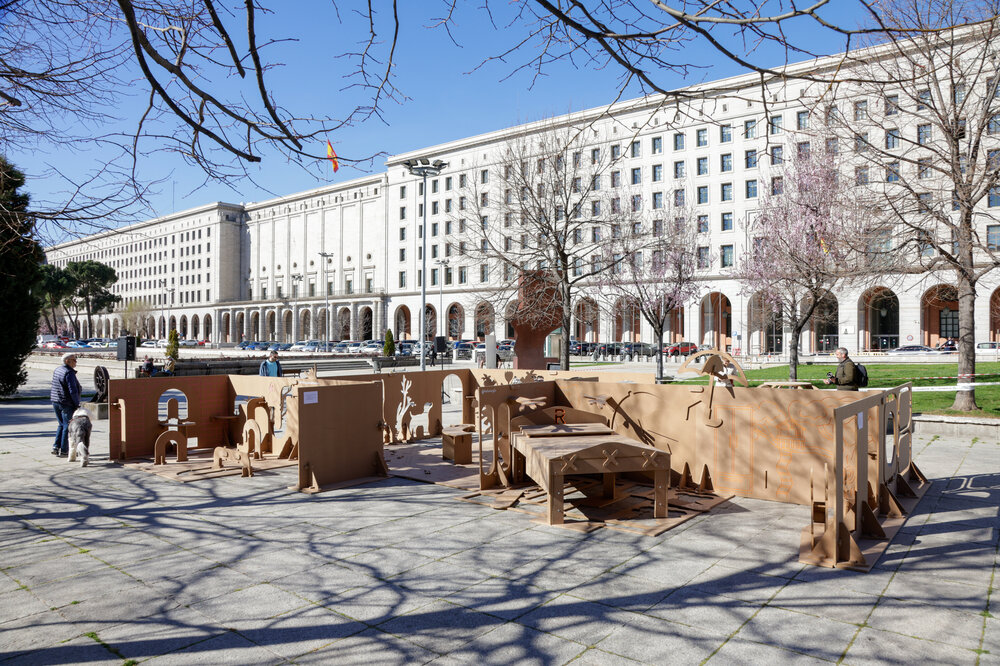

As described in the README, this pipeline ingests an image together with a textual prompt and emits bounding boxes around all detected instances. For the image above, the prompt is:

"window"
[720,244,734,267]
[611,144,621,160]
[432,201,439,215]
[990,78,1000,100]
[445,176,452,190]
[918,158,932,179]
[886,128,900,149]
[592,200,602,216]
[631,167,642,185]
[631,195,641,212]
[697,246,710,268]
[431,179,439,194]
[398,271,406,288]
[430,268,438,287]
[796,110,809,130]
[673,161,685,178]
[399,248,406,261]
[744,119,757,138]
[696,128,708,147]
[721,212,733,231]
[399,185,407,199]
[953,83,966,105]
[431,222,439,236]
[630,140,641,158]
[769,115,783,134]
[885,94,899,116]
[745,149,758,168]
[720,124,732,143]
[796,142,810,158]
[592,175,601,190]
[771,177,784,195]
[652,136,663,154]
[459,173,467,188]
[399,227,407,241]
[459,196,466,210]
[697,186,709,204]
[674,189,685,206]
[652,192,664,209]
[940,307,959,338]
[853,100,867,121]
[721,183,733,202]
[673,133,685,150]
[609,170,620,187]
[990,187,1000,208]
[989,114,1000,135]
[825,137,839,155]
[987,225,1000,250]
[572,151,581,168]
[399,206,406,220]
[825,105,840,126]
[745,179,758,198]
[988,149,1000,171]
[652,164,663,182]
[854,133,869,153]
[592,226,602,242]
[770,145,783,165]
[918,192,933,212]
[886,162,900,182]
[611,197,621,213]
[917,124,932,145]
[917,89,931,110]
[480,169,489,184]
[591,148,600,164]
[445,199,452,213]
[855,167,869,185]
[720,153,732,172]
[697,157,708,175]
[653,219,664,236]
[697,215,709,233]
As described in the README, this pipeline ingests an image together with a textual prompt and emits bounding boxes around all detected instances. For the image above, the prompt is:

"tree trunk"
[655,324,664,382]
[950,273,979,411]
[561,310,572,371]
[788,324,803,381]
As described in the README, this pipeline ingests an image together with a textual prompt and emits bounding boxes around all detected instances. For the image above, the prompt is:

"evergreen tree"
[0,157,43,395]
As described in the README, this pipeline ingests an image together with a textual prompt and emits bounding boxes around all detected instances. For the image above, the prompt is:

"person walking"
[824,347,859,390]
[259,350,283,377]
[50,353,81,456]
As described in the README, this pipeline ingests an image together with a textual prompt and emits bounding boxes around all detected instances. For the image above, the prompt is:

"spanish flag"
[326,140,339,173]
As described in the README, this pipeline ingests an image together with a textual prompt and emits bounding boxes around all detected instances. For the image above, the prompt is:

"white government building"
[46,32,1000,354]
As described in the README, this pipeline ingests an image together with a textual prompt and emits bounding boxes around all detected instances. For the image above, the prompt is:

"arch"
[747,293,783,354]
[700,292,733,351]
[359,306,373,340]
[394,305,412,340]
[504,302,517,339]
[474,302,495,340]
[807,291,839,353]
[179,315,188,338]
[169,315,177,335]
[613,297,641,343]
[573,298,599,343]
[145,316,156,338]
[338,307,351,340]
[157,316,166,338]
[447,303,464,339]
[203,314,212,342]
[666,305,684,345]
[221,312,231,343]
[112,319,121,338]
[191,314,200,340]
[424,304,437,340]
[249,312,259,341]
[316,307,328,340]
[859,287,899,351]
[265,310,276,340]
[920,284,958,347]
[992,288,1000,343]
[282,310,293,342]
[299,309,311,340]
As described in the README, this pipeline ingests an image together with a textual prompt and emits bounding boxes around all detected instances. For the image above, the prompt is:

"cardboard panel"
[294,382,386,492]
[108,376,232,459]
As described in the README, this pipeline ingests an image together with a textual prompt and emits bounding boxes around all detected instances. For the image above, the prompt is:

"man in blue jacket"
[259,350,283,377]
[50,353,82,456]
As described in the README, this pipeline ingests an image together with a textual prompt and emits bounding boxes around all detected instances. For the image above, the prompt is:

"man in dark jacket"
[259,350,283,377]
[50,353,82,455]
[824,347,859,391]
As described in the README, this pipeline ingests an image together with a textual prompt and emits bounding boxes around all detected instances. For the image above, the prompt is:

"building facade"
[46,34,1000,353]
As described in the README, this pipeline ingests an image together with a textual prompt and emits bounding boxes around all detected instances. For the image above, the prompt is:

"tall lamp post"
[402,157,448,371]
[159,279,175,340]
[318,252,333,352]
[435,258,449,339]
[291,273,303,344]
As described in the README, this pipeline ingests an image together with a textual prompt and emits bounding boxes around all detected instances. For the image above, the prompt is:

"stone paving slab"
[1,367,998,664]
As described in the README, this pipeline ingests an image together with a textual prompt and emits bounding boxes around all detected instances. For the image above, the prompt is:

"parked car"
[887,345,935,354]
[623,342,654,356]
[664,341,698,356]
[41,341,69,349]
[156,339,169,348]
[289,340,308,351]
[179,339,197,347]
[977,341,1000,350]
[66,340,91,348]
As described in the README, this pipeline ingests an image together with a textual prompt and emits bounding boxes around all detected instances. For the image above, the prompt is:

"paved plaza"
[2,368,999,664]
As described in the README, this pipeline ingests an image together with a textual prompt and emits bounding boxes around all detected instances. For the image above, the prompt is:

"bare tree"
[598,210,702,381]
[120,299,154,338]
[456,123,640,369]
[735,148,886,381]
[2,0,404,237]
[827,4,1000,409]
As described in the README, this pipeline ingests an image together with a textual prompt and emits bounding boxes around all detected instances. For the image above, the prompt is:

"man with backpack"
[824,347,864,390]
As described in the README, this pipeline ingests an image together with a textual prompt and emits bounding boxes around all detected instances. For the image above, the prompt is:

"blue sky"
[17,2,871,229]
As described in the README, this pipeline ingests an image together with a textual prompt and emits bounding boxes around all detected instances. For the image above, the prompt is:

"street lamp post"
[435,258,449,339]
[159,279,175,340]
[318,252,333,352]
[291,273,303,344]
[402,158,448,371]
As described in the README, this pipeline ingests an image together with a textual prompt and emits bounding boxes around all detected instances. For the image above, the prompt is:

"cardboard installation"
[105,356,926,569]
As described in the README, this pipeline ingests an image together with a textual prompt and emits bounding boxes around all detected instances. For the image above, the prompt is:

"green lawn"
[672,362,1000,419]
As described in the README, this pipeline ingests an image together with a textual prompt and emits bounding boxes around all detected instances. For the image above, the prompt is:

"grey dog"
[66,408,92,466]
